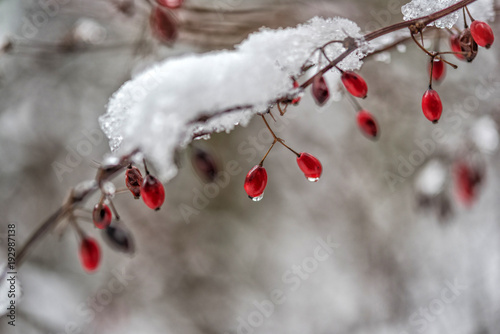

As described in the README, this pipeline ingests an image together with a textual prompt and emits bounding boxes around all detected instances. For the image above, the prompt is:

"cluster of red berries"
[244,151,322,201]
[79,160,165,272]
[150,0,184,44]
[421,9,494,124]
[294,66,378,140]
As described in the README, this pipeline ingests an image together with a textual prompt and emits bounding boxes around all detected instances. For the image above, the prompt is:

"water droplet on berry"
[311,74,330,106]
[251,193,264,202]
[79,237,100,272]
[244,165,267,200]
[141,174,166,210]
[297,153,322,181]
[421,88,442,123]
[92,203,112,229]
[341,71,368,99]
[470,20,494,49]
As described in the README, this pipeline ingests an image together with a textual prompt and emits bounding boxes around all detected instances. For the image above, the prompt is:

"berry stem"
[429,55,435,89]
[107,198,121,221]
[464,6,475,22]
[261,114,278,141]
[143,158,150,175]
[345,88,363,113]
[463,8,469,28]
[261,114,300,157]
[259,140,276,167]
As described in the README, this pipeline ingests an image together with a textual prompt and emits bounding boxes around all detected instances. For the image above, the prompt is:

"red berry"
[296,152,322,182]
[356,110,379,139]
[470,20,494,49]
[125,166,143,199]
[150,6,178,44]
[450,35,465,60]
[421,88,442,123]
[79,237,100,272]
[341,71,368,98]
[141,174,165,210]
[244,165,267,201]
[428,58,446,82]
[454,162,483,207]
[156,0,183,9]
[311,74,330,106]
[92,203,112,229]
[291,80,301,105]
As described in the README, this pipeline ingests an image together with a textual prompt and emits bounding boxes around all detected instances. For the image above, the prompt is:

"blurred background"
[1,0,500,333]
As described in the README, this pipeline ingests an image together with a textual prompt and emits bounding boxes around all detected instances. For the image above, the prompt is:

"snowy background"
[1,0,500,333]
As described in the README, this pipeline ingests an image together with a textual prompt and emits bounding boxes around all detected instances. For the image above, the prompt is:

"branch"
[11,0,478,272]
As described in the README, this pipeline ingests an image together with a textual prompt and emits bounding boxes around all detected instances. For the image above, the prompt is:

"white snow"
[100,17,365,181]
[415,159,447,196]
[402,0,494,29]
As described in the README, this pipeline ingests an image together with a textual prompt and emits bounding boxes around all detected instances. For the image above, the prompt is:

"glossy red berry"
[422,88,442,123]
[125,166,143,199]
[291,80,301,105]
[92,203,112,229]
[311,74,330,106]
[454,162,483,207]
[296,152,322,182]
[141,174,165,210]
[450,35,466,60]
[79,237,100,272]
[156,0,183,8]
[428,58,446,83]
[244,165,267,201]
[470,20,494,49]
[150,6,178,44]
[341,71,368,99]
[356,110,379,139]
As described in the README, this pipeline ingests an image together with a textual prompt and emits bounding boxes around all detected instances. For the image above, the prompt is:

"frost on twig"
[402,0,494,29]
[99,17,366,181]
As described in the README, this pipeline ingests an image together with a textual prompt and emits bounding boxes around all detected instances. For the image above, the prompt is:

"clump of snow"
[470,116,499,154]
[415,159,447,196]
[100,17,365,181]
[402,0,494,29]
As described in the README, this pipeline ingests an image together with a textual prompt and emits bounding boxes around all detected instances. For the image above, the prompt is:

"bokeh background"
[1,0,500,333]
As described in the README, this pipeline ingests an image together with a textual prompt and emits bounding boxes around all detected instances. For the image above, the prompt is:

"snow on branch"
[402,0,494,28]
[99,17,366,181]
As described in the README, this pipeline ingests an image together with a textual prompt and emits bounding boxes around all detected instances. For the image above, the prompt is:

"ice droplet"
[307,177,320,182]
[251,194,264,202]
